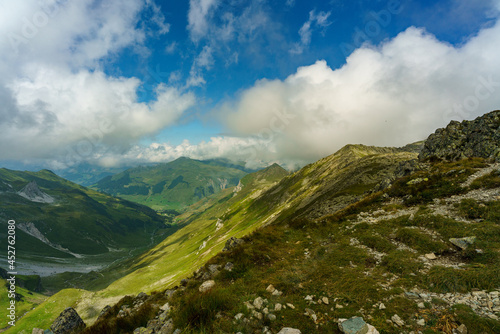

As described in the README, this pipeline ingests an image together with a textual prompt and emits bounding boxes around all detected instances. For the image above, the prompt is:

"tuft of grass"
[381,250,423,276]
[451,304,500,333]
[172,287,235,330]
[395,228,448,254]
[426,266,500,293]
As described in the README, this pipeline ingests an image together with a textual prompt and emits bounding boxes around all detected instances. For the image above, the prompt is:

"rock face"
[17,180,55,203]
[50,307,86,334]
[419,110,500,162]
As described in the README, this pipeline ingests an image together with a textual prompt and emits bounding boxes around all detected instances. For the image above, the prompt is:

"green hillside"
[92,157,250,210]
[0,168,171,274]
[8,146,420,331]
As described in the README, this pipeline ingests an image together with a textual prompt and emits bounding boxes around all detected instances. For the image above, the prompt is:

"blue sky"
[1,0,500,171]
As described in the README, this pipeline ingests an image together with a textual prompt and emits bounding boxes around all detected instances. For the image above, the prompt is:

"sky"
[0,0,500,171]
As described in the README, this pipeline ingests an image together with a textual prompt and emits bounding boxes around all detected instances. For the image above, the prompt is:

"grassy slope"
[147,158,500,333]
[0,279,47,330]
[0,168,166,258]
[91,157,249,210]
[9,146,419,331]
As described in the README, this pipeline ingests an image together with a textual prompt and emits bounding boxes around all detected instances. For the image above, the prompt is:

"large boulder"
[50,307,86,334]
[419,110,500,162]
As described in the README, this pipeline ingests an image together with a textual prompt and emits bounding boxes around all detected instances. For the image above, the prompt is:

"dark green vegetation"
[88,157,500,333]
[92,157,252,210]
[0,168,170,263]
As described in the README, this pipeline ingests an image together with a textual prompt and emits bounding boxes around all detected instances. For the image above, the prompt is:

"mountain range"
[2,110,500,333]
[91,157,254,211]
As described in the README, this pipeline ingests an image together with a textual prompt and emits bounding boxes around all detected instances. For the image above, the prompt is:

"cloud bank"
[0,0,194,165]
[216,20,500,166]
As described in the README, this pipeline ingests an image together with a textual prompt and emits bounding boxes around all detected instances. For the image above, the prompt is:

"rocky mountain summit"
[420,110,500,162]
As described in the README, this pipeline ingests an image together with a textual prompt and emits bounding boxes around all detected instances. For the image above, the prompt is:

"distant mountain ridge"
[92,157,252,210]
[0,168,171,275]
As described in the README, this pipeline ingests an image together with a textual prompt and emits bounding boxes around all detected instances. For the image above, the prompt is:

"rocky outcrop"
[419,110,500,162]
[222,237,244,251]
[17,180,55,203]
[50,307,85,334]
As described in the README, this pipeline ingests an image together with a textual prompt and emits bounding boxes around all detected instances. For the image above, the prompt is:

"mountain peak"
[420,110,500,162]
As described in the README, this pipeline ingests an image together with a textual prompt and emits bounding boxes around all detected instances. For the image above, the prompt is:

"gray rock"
[391,314,405,327]
[222,237,244,251]
[338,317,369,334]
[224,262,234,271]
[133,328,152,334]
[419,110,500,162]
[157,320,174,334]
[453,324,468,334]
[450,236,476,250]
[199,280,215,293]
[277,328,301,334]
[32,329,44,334]
[50,307,86,334]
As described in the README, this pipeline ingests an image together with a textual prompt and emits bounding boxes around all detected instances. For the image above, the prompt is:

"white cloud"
[187,0,220,42]
[1,66,195,162]
[221,21,500,165]
[0,0,195,166]
[290,10,331,54]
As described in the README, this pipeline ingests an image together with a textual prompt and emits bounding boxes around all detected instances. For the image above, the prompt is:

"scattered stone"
[32,329,44,334]
[263,307,269,315]
[416,319,425,326]
[244,301,255,310]
[224,262,234,271]
[274,303,282,311]
[453,324,468,334]
[336,304,344,309]
[449,237,476,250]
[390,314,405,327]
[272,289,283,296]
[277,328,301,334]
[304,308,317,322]
[417,302,425,309]
[252,311,263,320]
[50,307,86,334]
[304,295,314,301]
[268,314,277,321]
[157,319,174,334]
[266,284,276,293]
[254,297,265,309]
[223,237,244,251]
[164,289,175,299]
[338,317,369,334]
[286,303,295,309]
[322,297,329,305]
[198,280,215,293]
[160,302,171,312]
[378,303,386,310]
[234,313,244,321]
[425,253,437,260]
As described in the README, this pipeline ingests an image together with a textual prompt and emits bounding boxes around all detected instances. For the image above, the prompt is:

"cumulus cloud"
[0,0,195,166]
[219,21,500,165]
